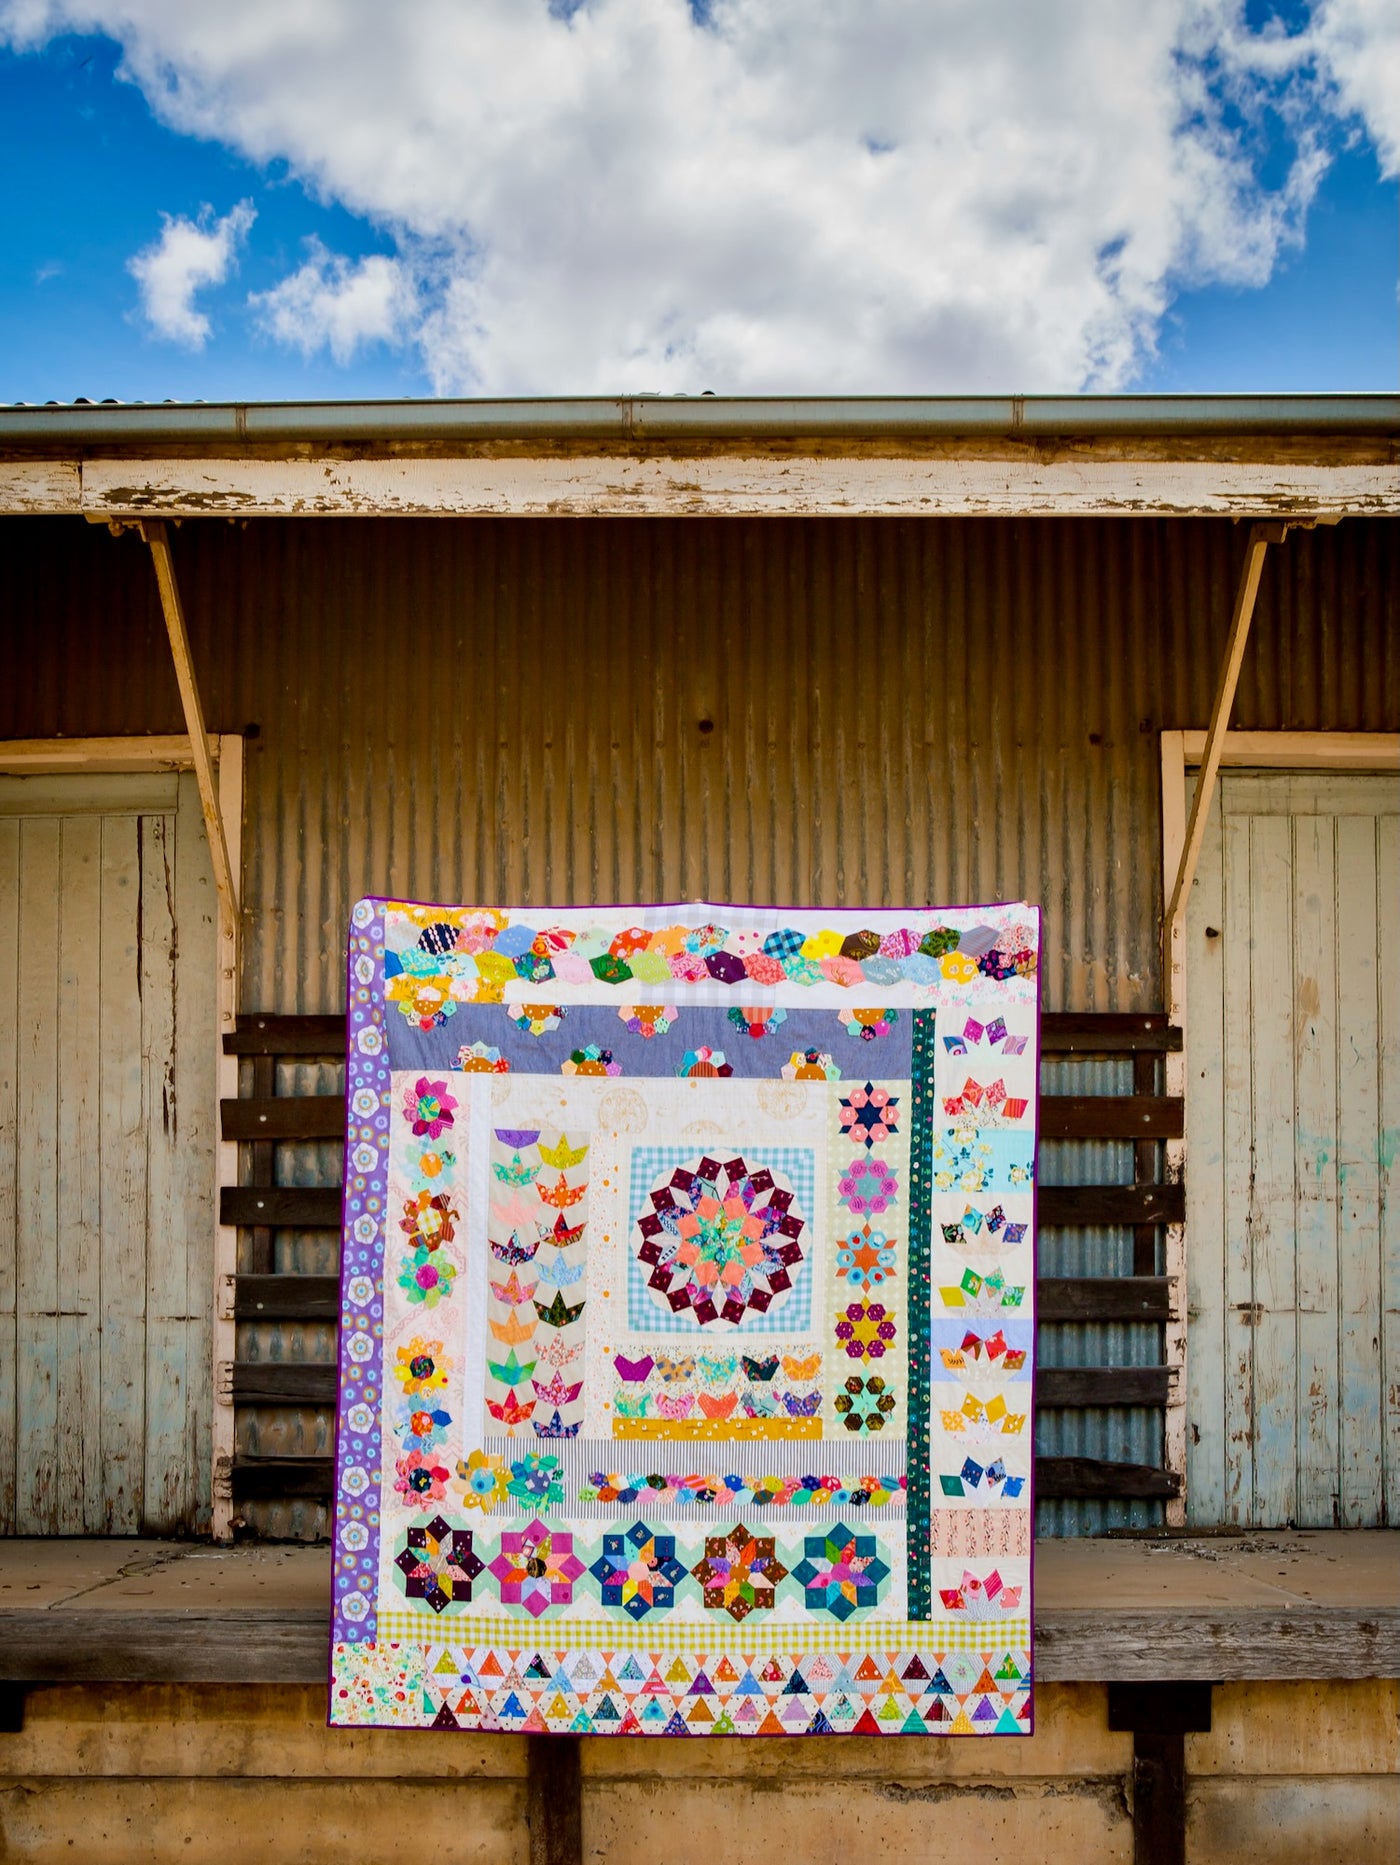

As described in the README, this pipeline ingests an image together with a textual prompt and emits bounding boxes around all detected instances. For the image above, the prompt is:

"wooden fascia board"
[0,451,1396,517]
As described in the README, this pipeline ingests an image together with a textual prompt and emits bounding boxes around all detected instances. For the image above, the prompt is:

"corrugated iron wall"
[3,515,1395,1009]
[3,511,1396,1537]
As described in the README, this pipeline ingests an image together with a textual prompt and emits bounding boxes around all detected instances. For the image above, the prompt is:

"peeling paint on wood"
[0,460,80,514]
[1187,773,1400,1527]
[32,454,1400,519]
[0,773,217,1533]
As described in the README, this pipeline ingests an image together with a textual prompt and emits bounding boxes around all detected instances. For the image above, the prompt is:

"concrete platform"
[0,1532,1395,1684]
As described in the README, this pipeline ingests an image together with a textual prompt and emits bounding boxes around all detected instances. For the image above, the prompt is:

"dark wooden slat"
[226,1092,1189,1139]
[221,1187,342,1227]
[1040,1014,1181,1054]
[1038,1277,1173,1322]
[233,1363,338,1404]
[224,1014,346,1056]
[1039,1030,1183,1055]
[232,1453,1183,1505]
[1043,1013,1171,1033]
[1038,1366,1170,1407]
[249,1052,276,1275]
[1035,1456,1182,1499]
[1134,1049,1162,1276]
[222,1096,346,1141]
[226,1008,1181,1055]
[1039,1184,1184,1226]
[231,1271,1171,1324]
[230,1360,1168,1410]
[1040,1096,1183,1139]
[225,1182,1185,1229]
[235,1275,341,1320]
[231,1456,334,1500]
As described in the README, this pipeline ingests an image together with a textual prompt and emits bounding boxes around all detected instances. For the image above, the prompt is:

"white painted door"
[0,772,217,1534]
[1186,770,1399,1527]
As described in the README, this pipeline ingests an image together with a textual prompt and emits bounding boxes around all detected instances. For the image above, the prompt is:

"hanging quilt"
[330,900,1040,1736]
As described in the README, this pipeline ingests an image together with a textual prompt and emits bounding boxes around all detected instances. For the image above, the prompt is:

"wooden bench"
[221,1011,1184,1517]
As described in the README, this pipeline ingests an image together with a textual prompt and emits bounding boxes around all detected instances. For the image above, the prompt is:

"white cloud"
[251,243,417,363]
[5,1,1395,389]
[127,199,255,347]
[1310,0,1400,174]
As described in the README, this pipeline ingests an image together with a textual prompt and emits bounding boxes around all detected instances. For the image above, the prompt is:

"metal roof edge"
[2,392,1398,448]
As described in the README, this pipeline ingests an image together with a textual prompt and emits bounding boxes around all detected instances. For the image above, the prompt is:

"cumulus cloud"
[127,198,255,346]
[250,242,418,363]
[1310,0,1400,173]
[5,0,1396,389]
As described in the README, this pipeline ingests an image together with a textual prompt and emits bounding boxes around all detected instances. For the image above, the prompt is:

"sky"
[0,0,1395,404]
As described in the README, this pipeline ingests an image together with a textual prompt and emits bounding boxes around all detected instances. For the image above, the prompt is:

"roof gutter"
[3,392,1399,450]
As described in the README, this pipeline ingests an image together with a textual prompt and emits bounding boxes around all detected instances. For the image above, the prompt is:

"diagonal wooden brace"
[1162,520,1287,991]
[139,519,240,959]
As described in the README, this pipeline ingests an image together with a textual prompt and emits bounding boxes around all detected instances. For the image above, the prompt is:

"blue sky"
[0,36,418,402]
[0,5,1395,403]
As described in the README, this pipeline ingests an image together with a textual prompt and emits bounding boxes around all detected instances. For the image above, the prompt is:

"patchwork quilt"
[330,900,1040,1736]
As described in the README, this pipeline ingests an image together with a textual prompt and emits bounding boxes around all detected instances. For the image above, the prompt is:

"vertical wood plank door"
[0,773,217,1534]
[1186,770,1400,1528]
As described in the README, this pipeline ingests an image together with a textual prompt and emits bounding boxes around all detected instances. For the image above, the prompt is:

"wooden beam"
[73,452,1400,521]
[223,1014,346,1055]
[1039,1185,1185,1226]
[1037,1367,1171,1408]
[234,1275,340,1320]
[1040,1097,1184,1140]
[220,1091,1186,1143]
[0,735,198,774]
[226,1452,1187,1503]
[221,1095,346,1140]
[229,1360,1169,1409]
[223,1008,1190,1056]
[527,1735,583,1865]
[1109,1684,1214,1865]
[231,1363,337,1404]
[1038,1277,1174,1322]
[1040,1024,1183,1056]
[1035,1457,1182,1499]
[1162,522,1285,960]
[231,1457,335,1499]
[229,1270,1170,1324]
[1178,729,1400,771]
[2,1599,1391,1685]
[220,1187,342,1227]
[139,521,240,955]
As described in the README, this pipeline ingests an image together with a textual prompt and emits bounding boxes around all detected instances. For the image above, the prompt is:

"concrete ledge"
[0,1533,1395,1685]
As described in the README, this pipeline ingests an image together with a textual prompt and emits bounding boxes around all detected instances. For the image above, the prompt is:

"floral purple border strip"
[332,899,392,1644]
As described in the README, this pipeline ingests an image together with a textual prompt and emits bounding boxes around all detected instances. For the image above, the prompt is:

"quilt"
[330,900,1040,1736]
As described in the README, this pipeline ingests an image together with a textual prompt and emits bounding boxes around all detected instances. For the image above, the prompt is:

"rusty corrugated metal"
[1036,1057,1165,1536]
[3,514,1394,1015]
[3,512,1396,1537]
